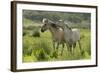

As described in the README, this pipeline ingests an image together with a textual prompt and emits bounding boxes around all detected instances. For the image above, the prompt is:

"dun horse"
[57,20,82,54]
[41,18,66,55]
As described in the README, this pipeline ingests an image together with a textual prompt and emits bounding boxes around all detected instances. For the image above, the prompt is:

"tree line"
[23,10,91,28]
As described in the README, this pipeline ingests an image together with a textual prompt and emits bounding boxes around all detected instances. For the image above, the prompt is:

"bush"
[23,30,28,36]
[32,30,40,37]
[23,36,34,56]
[34,48,50,61]
[23,46,33,56]
[32,39,52,61]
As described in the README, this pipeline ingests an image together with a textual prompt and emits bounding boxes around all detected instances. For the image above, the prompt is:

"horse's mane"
[51,23,60,29]
[65,24,72,30]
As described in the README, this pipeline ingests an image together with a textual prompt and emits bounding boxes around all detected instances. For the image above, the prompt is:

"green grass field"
[22,19,91,63]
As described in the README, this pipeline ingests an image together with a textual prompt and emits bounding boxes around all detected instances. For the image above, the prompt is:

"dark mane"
[51,23,59,29]
[65,24,72,30]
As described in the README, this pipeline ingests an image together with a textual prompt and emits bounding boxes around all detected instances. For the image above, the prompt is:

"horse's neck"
[63,26,72,37]
[49,27,58,37]
[63,26,71,32]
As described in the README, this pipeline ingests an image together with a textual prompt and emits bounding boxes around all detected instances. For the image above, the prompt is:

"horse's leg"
[78,40,81,51]
[66,43,70,52]
[78,40,83,55]
[66,43,72,56]
[56,43,59,54]
[72,43,76,54]
[61,43,64,56]
[52,42,59,58]
[53,41,56,54]
[52,41,58,58]
[73,43,76,48]
[69,44,72,54]
[53,41,55,51]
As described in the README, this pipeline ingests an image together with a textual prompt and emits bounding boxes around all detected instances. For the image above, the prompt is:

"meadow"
[22,18,91,63]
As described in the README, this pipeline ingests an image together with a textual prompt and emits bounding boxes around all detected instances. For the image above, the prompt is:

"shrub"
[23,45,33,56]
[32,39,52,61]
[32,30,40,37]
[23,36,34,56]
[34,48,49,61]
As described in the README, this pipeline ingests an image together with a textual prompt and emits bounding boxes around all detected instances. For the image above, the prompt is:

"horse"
[41,18,66,55]
[56,20,82,54]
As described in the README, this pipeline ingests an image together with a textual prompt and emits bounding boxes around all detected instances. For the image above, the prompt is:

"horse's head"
[41,18,49,32]
[41,18,59,32]
[41,24,48,32]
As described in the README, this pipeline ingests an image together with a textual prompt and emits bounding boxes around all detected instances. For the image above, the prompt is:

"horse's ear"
[42,18,48,24]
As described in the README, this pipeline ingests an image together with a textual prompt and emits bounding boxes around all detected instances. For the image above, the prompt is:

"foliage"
[23,10,91,29]
[22,11,91,62]
[23,25,91,62]
[32,29,40,37]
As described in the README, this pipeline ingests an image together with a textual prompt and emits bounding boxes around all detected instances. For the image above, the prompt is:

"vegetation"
[22,10,91,62]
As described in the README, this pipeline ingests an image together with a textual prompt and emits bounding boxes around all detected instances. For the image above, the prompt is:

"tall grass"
[23,28,91,62]
[22,19,91,62]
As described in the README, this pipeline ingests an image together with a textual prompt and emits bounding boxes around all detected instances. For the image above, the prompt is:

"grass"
[22,19,91,62]
[23,18,42,26]
[23,27,91,62]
